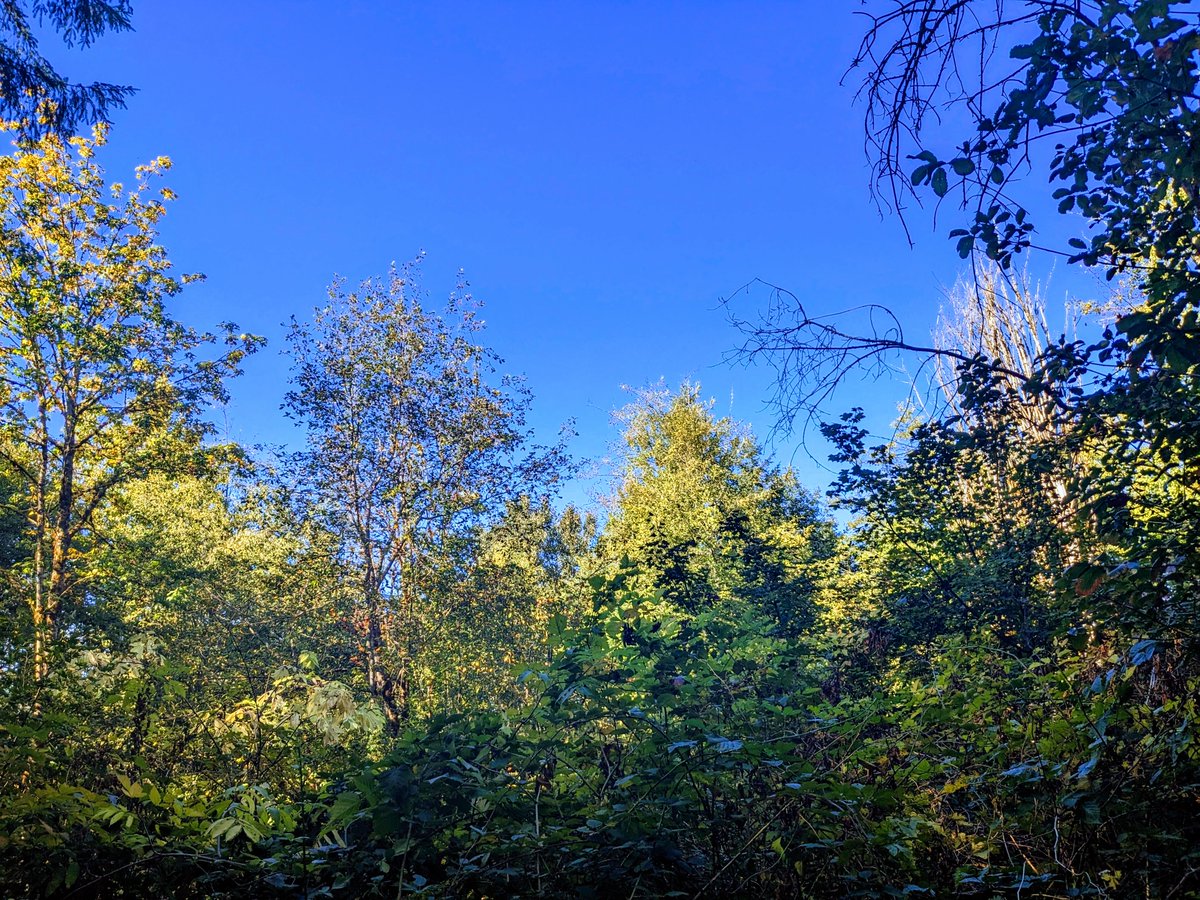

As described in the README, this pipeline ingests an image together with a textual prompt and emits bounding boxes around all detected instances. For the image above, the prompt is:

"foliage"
[0,124,260,680]
[2,5,1199,896]
[856,1,1199,271]
[244,575,1194,898]
[0,1,135,134]
[283,261,572,729]
[602,383,833,633]
[850,1,1200,624]
[437,496,596,713]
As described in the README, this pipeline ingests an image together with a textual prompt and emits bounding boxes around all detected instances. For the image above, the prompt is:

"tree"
[0,1,135,135]
[428,496,596,712]
[0,124,260,680]
[733,3,1198,627]
[602,383,831,631]
[854,0,1199,470]
[933,266,1063,429]
[854,1,1198,271]
[848,0,1200,626]
[739,2,1198,408]
[284,262,570,730]
[86,469,379,787]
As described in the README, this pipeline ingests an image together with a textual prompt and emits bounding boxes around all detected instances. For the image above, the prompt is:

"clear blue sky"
[54,1,1099,507]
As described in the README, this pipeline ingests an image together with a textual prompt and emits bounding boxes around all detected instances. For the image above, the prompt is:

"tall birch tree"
[284,262,568,729]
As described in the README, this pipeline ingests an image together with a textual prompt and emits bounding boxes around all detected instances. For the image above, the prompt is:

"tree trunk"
[364,601,406,735]
[32,441,75,681]
[31,598,54,682]
[48,419,76,604]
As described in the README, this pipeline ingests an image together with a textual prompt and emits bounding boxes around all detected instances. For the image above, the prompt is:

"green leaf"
[1129,640,1156,666]
[932,168,949,197]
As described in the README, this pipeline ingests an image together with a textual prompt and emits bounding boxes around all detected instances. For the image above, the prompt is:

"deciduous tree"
[284,262,569,729]
[0,124,260,679]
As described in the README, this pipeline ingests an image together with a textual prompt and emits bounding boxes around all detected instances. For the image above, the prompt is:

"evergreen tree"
[602,383,831,632]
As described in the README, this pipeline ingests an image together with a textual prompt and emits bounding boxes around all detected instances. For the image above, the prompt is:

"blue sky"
[52,1,1100,507]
